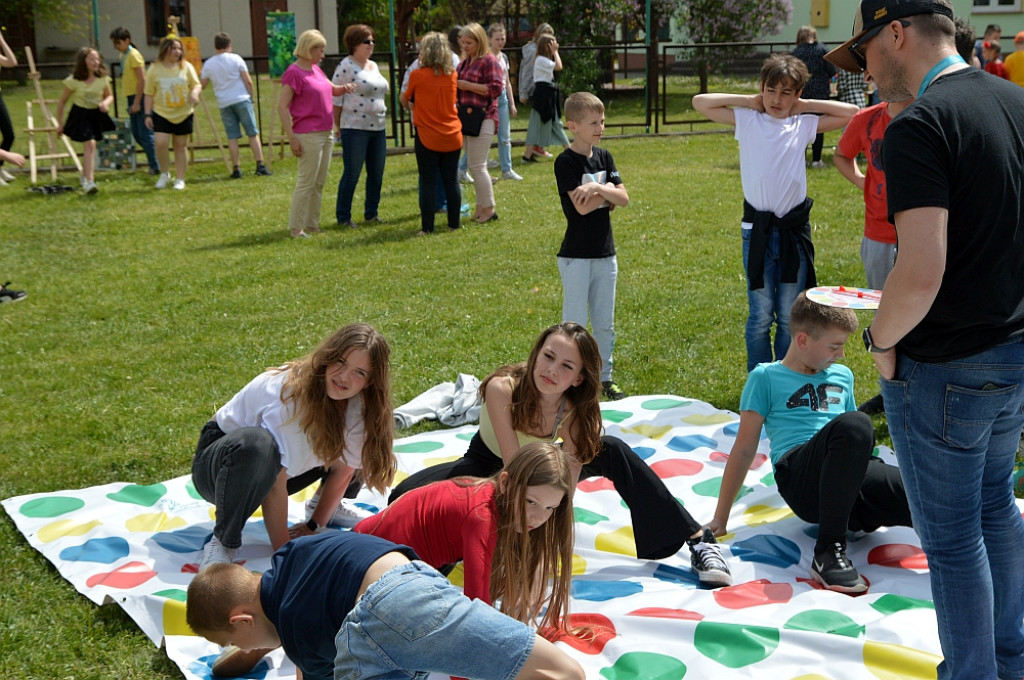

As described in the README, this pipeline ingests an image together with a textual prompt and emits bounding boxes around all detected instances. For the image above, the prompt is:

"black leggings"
[773,411,912,551]
[811,132,824,163]
[0,93,13,166]
[389,432,703,560]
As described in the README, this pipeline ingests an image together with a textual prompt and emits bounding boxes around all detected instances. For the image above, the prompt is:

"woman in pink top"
[278,30,352,238]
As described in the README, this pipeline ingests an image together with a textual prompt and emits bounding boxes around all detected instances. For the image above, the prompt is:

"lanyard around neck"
[917,54,966,98]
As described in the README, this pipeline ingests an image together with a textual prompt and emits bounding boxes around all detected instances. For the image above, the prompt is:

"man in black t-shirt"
[827,2,1024,679]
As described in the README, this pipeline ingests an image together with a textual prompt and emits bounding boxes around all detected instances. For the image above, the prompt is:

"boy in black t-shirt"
[553,92,630,400]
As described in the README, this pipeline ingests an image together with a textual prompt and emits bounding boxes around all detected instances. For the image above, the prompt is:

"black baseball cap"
[824,0,955,73]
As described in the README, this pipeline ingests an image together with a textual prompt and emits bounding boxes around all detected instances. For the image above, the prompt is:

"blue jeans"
[558,255,617,382]
[741,226,808,371]
[126,94,158,172]
[336,128,386,223]
[333,561,534,679]
[881,337,1024,680]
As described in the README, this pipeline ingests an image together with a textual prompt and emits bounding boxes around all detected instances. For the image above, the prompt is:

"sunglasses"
[362,39,375,45]
[848,20,911,70]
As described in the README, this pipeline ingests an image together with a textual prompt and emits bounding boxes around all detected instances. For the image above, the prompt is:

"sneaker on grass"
[0,281,27,304]
[811,542,868,594]
[305,490,375,528]
[601,380,628,401]
[687,527,732,588]
[199,535,237,571]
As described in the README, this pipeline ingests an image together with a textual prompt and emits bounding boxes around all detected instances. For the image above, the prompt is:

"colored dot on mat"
[862,640,943,680]
[572,553,588,575]
[640,398,691,410]
[742,503,795,527]
[870,594,935,616]
[126,512,187,533]
[185,479,203,500]
[153,588,188,602]
[627,607,704,621]
[19,496,85,518]
[574,507,609,525]
[543,613,616,654]
[85,560,158,589]
[784,609,865,639]
[59,536,130,564]
[571,579,644,602]
[621,424,672,440]
[651,458,703,477]
[456,431,475,440]
[37,518,101,543]
[188,654,270,680]
[652,563,700,587]
[595,526,637,557]
[760,471,776,486]
[681,412,735,426]
[152,525,212,554]
[106,483,168,507]
[393,440,445,453]
[163,597,193,636]
[710,451,769,469]
[693,620,780,668]
[600,651,686,680]
[723,422,740,436]
[666,434,718,452]
[867,543,929,570]
[713,579,794,609]
[423,455,462,467]
[600,409,632,423]
[691,477,727,500]
[631,446,656,460]
[578,477,616,493]
[731,534,802,568]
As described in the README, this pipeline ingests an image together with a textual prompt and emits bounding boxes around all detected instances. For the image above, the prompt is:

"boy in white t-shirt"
[200,32,270,178]
[693,55,857,372]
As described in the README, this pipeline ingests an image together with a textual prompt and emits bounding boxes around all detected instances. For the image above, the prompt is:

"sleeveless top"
[478,376,571,456]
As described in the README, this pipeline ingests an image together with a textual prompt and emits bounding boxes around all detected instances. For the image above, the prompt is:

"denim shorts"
[218,99,258,139]
[334,561,535,680]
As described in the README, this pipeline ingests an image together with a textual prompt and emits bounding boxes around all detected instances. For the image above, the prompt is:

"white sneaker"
[79,175,87,188]
[0,168,14,182]
[0,176,7,187]
[305,490,375,528]
[458,169,474,184]
[487,159,499,169]
[155,172,170,189]
[501,170,524,181]
[83,180,98,194]
[172,178,186,190]
[199,535,237,571]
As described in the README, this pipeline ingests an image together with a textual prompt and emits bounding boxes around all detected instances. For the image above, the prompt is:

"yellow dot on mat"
[595,526,637,557]
[863,640,940,680]
[621,424,673,440]
[125,512,187,532]
[742,504,795,527]
[163,598,195,636]
[37,519,101,543]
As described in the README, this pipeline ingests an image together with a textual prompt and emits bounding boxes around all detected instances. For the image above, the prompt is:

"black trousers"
[773,410,912,552]
[389,432,702,560]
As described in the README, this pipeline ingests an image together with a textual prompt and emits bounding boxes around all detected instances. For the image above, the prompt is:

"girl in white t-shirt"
[191,323,396,570]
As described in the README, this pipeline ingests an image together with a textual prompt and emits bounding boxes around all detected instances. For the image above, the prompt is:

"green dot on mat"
[394,441,445,453]
[691,478,721,499]
[106,483,168,507]
[19,496,85,518]
[693,621,780,668]
[153,588,188,602]
[575,507,610,525]
[871,593,935,616]
[599,651,687,680]
[784,610,865,638]
[640,398,692,410]
[601,409,632,423]
[456,431,476,441]
[760,471,775,487]
[184,479,203,500]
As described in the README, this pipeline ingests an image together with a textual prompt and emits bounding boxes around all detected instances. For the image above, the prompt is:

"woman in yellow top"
[55,47,116,194]
[143,37,201,190]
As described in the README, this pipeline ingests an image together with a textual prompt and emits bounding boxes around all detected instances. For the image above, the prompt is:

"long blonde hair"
[279,323,396,494]
[480,323,604,464]
[457,442,576,632]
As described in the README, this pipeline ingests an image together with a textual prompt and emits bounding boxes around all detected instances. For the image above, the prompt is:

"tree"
[677,0,792,93]
[3,0,91,40]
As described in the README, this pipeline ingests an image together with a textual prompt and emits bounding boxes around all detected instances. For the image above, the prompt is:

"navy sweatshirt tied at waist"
[742,197,817,291]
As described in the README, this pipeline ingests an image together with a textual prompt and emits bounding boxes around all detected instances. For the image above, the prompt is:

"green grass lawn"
[0,75,881,678]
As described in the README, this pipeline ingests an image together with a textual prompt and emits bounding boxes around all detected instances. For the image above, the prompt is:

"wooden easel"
[264,78,285,165]
[23,46,82,184]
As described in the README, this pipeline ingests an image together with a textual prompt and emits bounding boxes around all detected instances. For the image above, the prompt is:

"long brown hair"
[457,442,576,632]
[72,47,108,81]
[279,323,396,494]
[480,322,603,464]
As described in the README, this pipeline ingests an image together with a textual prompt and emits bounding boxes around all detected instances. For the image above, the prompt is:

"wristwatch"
[862,327,892,353]
[305,518,320,533]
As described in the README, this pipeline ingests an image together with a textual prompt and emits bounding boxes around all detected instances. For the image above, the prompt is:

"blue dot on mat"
[731,534,801,568]
[571,579,644,601]
[152,525,212,554]
[59,536,130,564]
[188,654,270,679]
[653,563,701,586]
[666,434,718,452]
[632,446,656,461]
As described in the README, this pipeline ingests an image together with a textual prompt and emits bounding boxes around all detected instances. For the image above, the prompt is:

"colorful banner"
[267,12,296,79]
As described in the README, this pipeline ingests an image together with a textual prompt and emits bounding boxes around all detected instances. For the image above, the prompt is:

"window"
[973,0,1021,13]
[145,0,191,44]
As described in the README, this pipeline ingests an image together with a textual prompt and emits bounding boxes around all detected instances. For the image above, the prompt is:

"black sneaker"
[811,542,868,594]
[687,528,732,588]
[857,394,885,415]
[0,281,27,304]
[255,164,272,176]
[602,380,628,401]
[229,167,243,179]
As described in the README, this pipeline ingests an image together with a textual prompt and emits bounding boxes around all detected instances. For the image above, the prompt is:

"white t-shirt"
[734,107,819,219]
[200,52,251,108]
[534,55,555,85]
[215,368,365,477]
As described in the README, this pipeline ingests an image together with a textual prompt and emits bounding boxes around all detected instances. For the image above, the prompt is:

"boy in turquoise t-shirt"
[708,292,912,593]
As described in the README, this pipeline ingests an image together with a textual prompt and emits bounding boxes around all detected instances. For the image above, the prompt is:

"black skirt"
[63,104,116,142]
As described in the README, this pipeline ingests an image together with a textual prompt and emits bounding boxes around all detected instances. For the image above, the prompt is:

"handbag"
[457,102,486,137]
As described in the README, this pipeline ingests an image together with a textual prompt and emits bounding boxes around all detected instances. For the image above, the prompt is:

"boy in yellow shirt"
[109,27,159,174]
